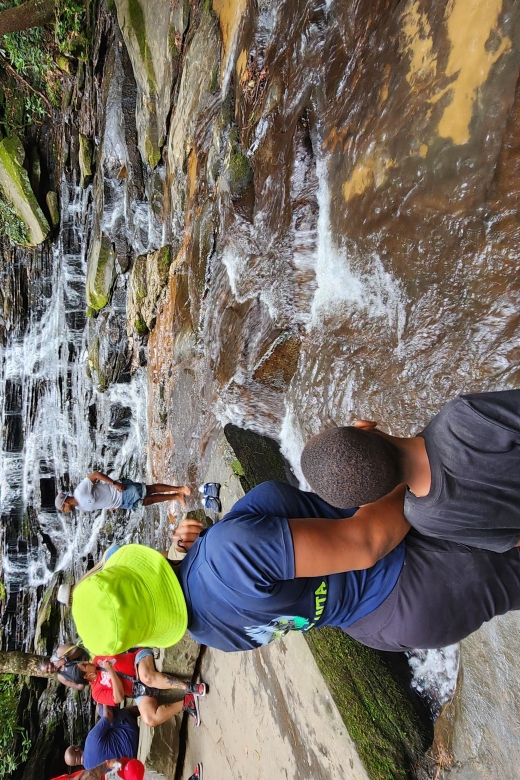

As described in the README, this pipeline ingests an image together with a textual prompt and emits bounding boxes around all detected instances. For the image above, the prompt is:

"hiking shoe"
[183,692,200,726]
[189,764,203,780]
[187,681,206,697]
[204,496,222,513]
[199,482,221,498]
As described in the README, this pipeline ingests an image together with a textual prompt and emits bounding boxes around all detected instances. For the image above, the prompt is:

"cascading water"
[0,173,150,651]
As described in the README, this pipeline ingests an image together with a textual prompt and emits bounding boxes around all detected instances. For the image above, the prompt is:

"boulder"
[113,0,182,167]
[127,245,172,335]
[86,234,117,312]
[0,137,50,246]
[78,133,93,188]
[45,191,60,229]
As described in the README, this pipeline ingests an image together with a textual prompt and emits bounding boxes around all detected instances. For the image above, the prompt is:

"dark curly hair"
[301,426,402,507]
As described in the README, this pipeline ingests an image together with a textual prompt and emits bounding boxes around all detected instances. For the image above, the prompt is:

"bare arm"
[289,485,409,577]
[78,760,119,780]
[56,673,84,691]
[87,472,124,492]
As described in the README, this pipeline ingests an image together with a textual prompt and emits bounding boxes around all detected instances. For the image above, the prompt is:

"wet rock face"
[127,245,172,335]
[87,288,132,391]
[113,0,181,167]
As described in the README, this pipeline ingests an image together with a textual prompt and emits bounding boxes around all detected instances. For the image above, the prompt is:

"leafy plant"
[55,1,85,55]
[0,675,31,780]
[0,192,29,244]
[0,0,87,136]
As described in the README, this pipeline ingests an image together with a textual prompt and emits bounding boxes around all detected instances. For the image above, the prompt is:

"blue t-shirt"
[83,709,139,769]
[178,482,405,652]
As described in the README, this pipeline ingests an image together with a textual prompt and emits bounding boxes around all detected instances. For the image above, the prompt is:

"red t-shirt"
[90,651,138,705]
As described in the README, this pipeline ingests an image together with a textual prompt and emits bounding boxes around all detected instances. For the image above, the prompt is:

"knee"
[138,668,157,688]
[139,710,158,728]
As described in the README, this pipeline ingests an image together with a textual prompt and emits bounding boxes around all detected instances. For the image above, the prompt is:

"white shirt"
[73,477,123,510]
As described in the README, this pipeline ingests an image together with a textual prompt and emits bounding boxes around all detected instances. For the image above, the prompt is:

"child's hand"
[172,518,204,552]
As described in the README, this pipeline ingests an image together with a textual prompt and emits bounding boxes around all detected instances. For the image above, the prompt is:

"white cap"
[57,583,71,605]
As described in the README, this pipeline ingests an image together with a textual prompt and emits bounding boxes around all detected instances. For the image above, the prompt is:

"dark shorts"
[344,529,520,651]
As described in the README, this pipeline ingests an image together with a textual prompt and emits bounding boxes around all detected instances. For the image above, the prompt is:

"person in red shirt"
[76,648,203,727]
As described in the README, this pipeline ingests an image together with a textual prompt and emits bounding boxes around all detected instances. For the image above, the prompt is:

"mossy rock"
[0,136,50,246]
[78,134,93,188]
[223,424,295,492]
[46,191,60,229]
[86,234,117,312]
[306,629,431,780]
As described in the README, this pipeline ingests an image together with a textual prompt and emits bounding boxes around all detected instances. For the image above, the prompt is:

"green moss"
[156,245,171,284]
[231,459,245,477]
[210,65,218,93]
[306,629,430,780]
[133,254,148,304]
[227,127,252,190]
[145,132,161,169]
[228,148,251,183]
[134,315,148,336]
[128,0,157,89]
[0,136,49,245]
[89,237,115,311]
[86,306,97,318]
[168,24,179,57]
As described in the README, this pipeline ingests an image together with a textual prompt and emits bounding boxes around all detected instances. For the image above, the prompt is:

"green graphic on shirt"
[245,616,310,645]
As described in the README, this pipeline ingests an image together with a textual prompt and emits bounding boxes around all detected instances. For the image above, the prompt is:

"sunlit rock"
[0,137,50,247]
[113,0,182,167]
[166,7,220,237]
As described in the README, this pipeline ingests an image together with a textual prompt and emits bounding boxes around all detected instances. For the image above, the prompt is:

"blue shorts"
[133,647,155,705]
[120,479,147,510]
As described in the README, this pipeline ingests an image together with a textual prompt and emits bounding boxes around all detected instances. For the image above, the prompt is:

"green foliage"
[0,676,31,780]
[55,1,84,54]
[0,582,5,600]
[0,0,87,136]
[0,191,28,243]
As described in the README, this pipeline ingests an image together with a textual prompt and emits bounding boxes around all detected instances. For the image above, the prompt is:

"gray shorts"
[344,529,520,651]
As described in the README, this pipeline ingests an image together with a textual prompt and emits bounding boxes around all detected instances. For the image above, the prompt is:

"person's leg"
[137,653,206,696]
[146,483,191,495]
[137,654,188,693]
[137,694,200,727]
[137,696,184,727]
[143,492,187,508]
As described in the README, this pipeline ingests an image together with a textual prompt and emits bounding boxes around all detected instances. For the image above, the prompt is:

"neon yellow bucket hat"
[71,544,188,655]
